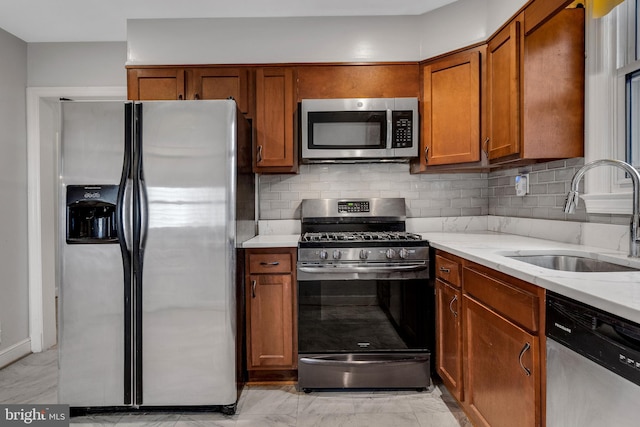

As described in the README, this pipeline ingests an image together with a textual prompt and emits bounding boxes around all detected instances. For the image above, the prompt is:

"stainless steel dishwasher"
[546,292,640,426]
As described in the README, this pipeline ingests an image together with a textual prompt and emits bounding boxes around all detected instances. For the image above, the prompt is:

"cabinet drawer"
[463,267,539,332]
[248,253,292,274]
[435,255,461,288]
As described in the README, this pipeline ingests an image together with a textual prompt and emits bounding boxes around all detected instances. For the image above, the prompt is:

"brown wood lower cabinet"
[245,248,297,381]
[434,250,545,427]
[463,295,540,427]
[435,279,463,401]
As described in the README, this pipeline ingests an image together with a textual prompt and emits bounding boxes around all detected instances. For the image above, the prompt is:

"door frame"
[26,86,126,353]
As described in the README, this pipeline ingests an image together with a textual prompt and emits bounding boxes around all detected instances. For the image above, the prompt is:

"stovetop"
[301,231,424,244]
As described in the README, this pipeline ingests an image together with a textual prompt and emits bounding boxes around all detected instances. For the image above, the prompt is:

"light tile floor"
[0,349,472,426]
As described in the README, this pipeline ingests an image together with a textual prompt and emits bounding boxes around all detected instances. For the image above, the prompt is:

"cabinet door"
[463,295,540,427]
[247,274,294,369]
[435,279,463,401]
[422,50,481,166]
[189,68,249,113]
[254,67,296,172]
[487,18,522,161]
[127,68,186,100]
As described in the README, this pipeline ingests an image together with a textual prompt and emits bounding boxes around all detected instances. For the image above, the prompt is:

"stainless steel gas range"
[296,198,434,392]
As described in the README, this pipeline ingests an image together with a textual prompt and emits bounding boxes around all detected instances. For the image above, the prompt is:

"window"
[582,0,640,214]
[627,69,640,167]
[624,1,640,167]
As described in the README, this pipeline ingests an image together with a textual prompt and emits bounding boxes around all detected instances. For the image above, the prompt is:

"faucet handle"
[564,191,580,213]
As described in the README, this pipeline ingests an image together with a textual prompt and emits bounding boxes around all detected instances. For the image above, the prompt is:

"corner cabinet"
[416,47,484,171]
[245,248,297,381]
[254,67,297,174]
[434,250,545,427]
[486,5,584,165]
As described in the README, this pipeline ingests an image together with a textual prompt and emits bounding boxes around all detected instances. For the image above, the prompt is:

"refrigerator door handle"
[122,179,133,251]
[139,180,149,250]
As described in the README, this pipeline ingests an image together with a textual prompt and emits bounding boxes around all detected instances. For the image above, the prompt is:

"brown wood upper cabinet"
[296,64,419,100]
[419,48,482,168]
[486,5,584,165]
[127,68,187,100]
[188,67,249,113]
[127,66,250,114]
[254,67,297,173]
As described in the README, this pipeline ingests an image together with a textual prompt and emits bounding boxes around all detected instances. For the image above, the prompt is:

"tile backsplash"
[258,163,488,219]
[487,158,588,223]
[258,158,629,225]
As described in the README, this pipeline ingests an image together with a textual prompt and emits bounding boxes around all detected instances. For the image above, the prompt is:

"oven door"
[296,275,434,390]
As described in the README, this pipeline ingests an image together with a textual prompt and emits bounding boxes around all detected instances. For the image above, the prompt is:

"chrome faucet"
[564,159,640,258]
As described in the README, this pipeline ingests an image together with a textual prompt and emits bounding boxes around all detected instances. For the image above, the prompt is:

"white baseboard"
[0,339,32,369]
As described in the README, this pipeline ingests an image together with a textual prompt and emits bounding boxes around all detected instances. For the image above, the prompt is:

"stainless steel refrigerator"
[57,100,255,413]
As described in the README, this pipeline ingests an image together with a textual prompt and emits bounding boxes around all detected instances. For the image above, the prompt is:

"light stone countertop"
[422,231,640,324]
[242,217,640,324]
[243,234,299,248]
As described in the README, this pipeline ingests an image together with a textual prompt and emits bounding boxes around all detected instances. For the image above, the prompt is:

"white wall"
[0,27,29,363]
[27,42,127,87]
[127,0,528,65]
[127,16,422,65]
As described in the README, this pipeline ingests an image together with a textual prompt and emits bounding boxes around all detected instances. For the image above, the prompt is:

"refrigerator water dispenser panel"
[66,185,119,244]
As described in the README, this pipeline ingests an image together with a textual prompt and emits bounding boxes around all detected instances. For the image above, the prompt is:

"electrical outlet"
[515,174,530,196]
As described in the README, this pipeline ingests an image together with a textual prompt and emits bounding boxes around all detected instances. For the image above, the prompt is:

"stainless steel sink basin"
[506,254,640,273]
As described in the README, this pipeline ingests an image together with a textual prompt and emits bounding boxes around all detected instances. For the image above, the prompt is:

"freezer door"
[139,100,237,405]
[58,101,127,406]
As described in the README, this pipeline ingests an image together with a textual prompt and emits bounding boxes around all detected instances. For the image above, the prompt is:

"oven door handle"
[297,262,428,274]
[299,355,429,366]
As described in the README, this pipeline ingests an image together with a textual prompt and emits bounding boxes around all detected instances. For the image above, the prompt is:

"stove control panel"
[299,246,429,263]
[338,201,370,213]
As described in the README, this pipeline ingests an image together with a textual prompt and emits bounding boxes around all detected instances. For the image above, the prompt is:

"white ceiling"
[0,0,460,43]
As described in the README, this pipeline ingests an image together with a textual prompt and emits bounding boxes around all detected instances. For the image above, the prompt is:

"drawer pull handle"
[519,342,532,376]
[449,295,458,318]
[257,145,263,163]
[260,261,280,266]
[439,267,451,273]
[251,280,257,299]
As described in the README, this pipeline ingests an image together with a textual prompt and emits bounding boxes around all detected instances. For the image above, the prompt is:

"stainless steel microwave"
[301,97,419,163]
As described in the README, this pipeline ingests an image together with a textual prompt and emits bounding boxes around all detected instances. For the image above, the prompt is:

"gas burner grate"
[301,231,423,243]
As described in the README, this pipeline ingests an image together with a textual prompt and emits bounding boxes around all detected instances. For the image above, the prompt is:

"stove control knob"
[319,250,328,260]
[399,248,410,259]
[359,249,369,260]
[385,248,396,259]
[333,250,342,260]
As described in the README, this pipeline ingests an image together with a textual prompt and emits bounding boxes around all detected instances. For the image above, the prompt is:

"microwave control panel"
[391,110,414,148]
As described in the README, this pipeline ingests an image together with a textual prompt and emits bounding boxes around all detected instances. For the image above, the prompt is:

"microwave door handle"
[386,109,392,149]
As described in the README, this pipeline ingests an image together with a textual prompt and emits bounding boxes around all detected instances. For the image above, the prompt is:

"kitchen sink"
[505,254,640,273]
